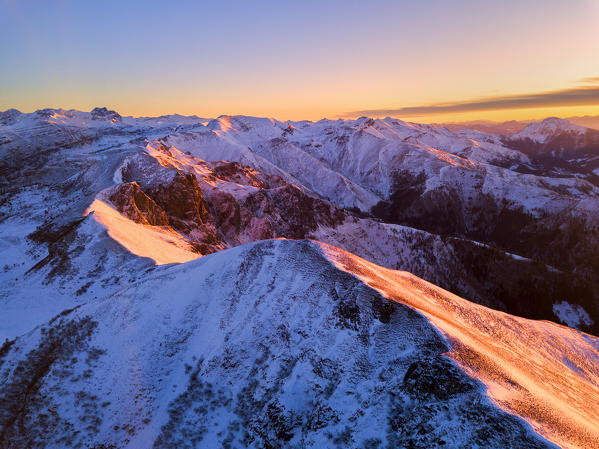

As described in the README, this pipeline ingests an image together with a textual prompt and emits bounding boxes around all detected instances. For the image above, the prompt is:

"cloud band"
[346,84,599,117]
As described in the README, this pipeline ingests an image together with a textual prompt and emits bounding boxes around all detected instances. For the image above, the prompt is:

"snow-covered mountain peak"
[89,106,122,122]
[513,117,588,143]
[0,108,22,125]
[208,115,283,133]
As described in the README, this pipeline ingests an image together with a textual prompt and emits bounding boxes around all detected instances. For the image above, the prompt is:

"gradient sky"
[1,0,599,122]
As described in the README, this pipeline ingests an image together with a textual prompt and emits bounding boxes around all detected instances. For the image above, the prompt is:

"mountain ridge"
[3,238,597,448]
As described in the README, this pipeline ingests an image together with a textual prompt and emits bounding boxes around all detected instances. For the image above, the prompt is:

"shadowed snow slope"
[1,239,597,448]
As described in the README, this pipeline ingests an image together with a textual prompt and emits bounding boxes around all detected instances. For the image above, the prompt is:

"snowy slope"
[3,239,597,448]
[511,118,588,144]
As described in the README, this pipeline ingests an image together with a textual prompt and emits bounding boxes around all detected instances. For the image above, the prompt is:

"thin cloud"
[346,82,599,118]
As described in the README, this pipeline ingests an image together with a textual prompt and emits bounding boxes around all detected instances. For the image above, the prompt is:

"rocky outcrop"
[105,173,224,255]
[108,182,169,226]
[211,161,277,188]
[244,185,346,239]
[113,151,348,249]
[145,172,210,232]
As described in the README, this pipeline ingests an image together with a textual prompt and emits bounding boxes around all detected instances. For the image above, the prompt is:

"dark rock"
[146,172,210,231]
[108,182,169,226]
[402,357,476,401]
[206,190,242,238]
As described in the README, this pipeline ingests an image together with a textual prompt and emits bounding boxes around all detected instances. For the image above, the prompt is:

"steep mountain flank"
[3,240,594,448]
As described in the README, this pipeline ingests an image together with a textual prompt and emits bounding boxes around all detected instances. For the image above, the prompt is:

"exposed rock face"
[145,172,210,231]
[107,171,224,255]
[108,182,169,226]
[205,189,243,236]
[205,189,276,245]
[111,145,349,251]
[211,161,274,188]
[244,185,346,239]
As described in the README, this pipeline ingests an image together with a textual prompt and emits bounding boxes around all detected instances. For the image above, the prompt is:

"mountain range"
[439,115,599,134]
[1,107,599,448]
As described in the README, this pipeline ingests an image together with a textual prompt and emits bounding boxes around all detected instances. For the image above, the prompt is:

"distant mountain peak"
[514,117,587,143]
[0,108,22,125]
[90,106,122,122]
